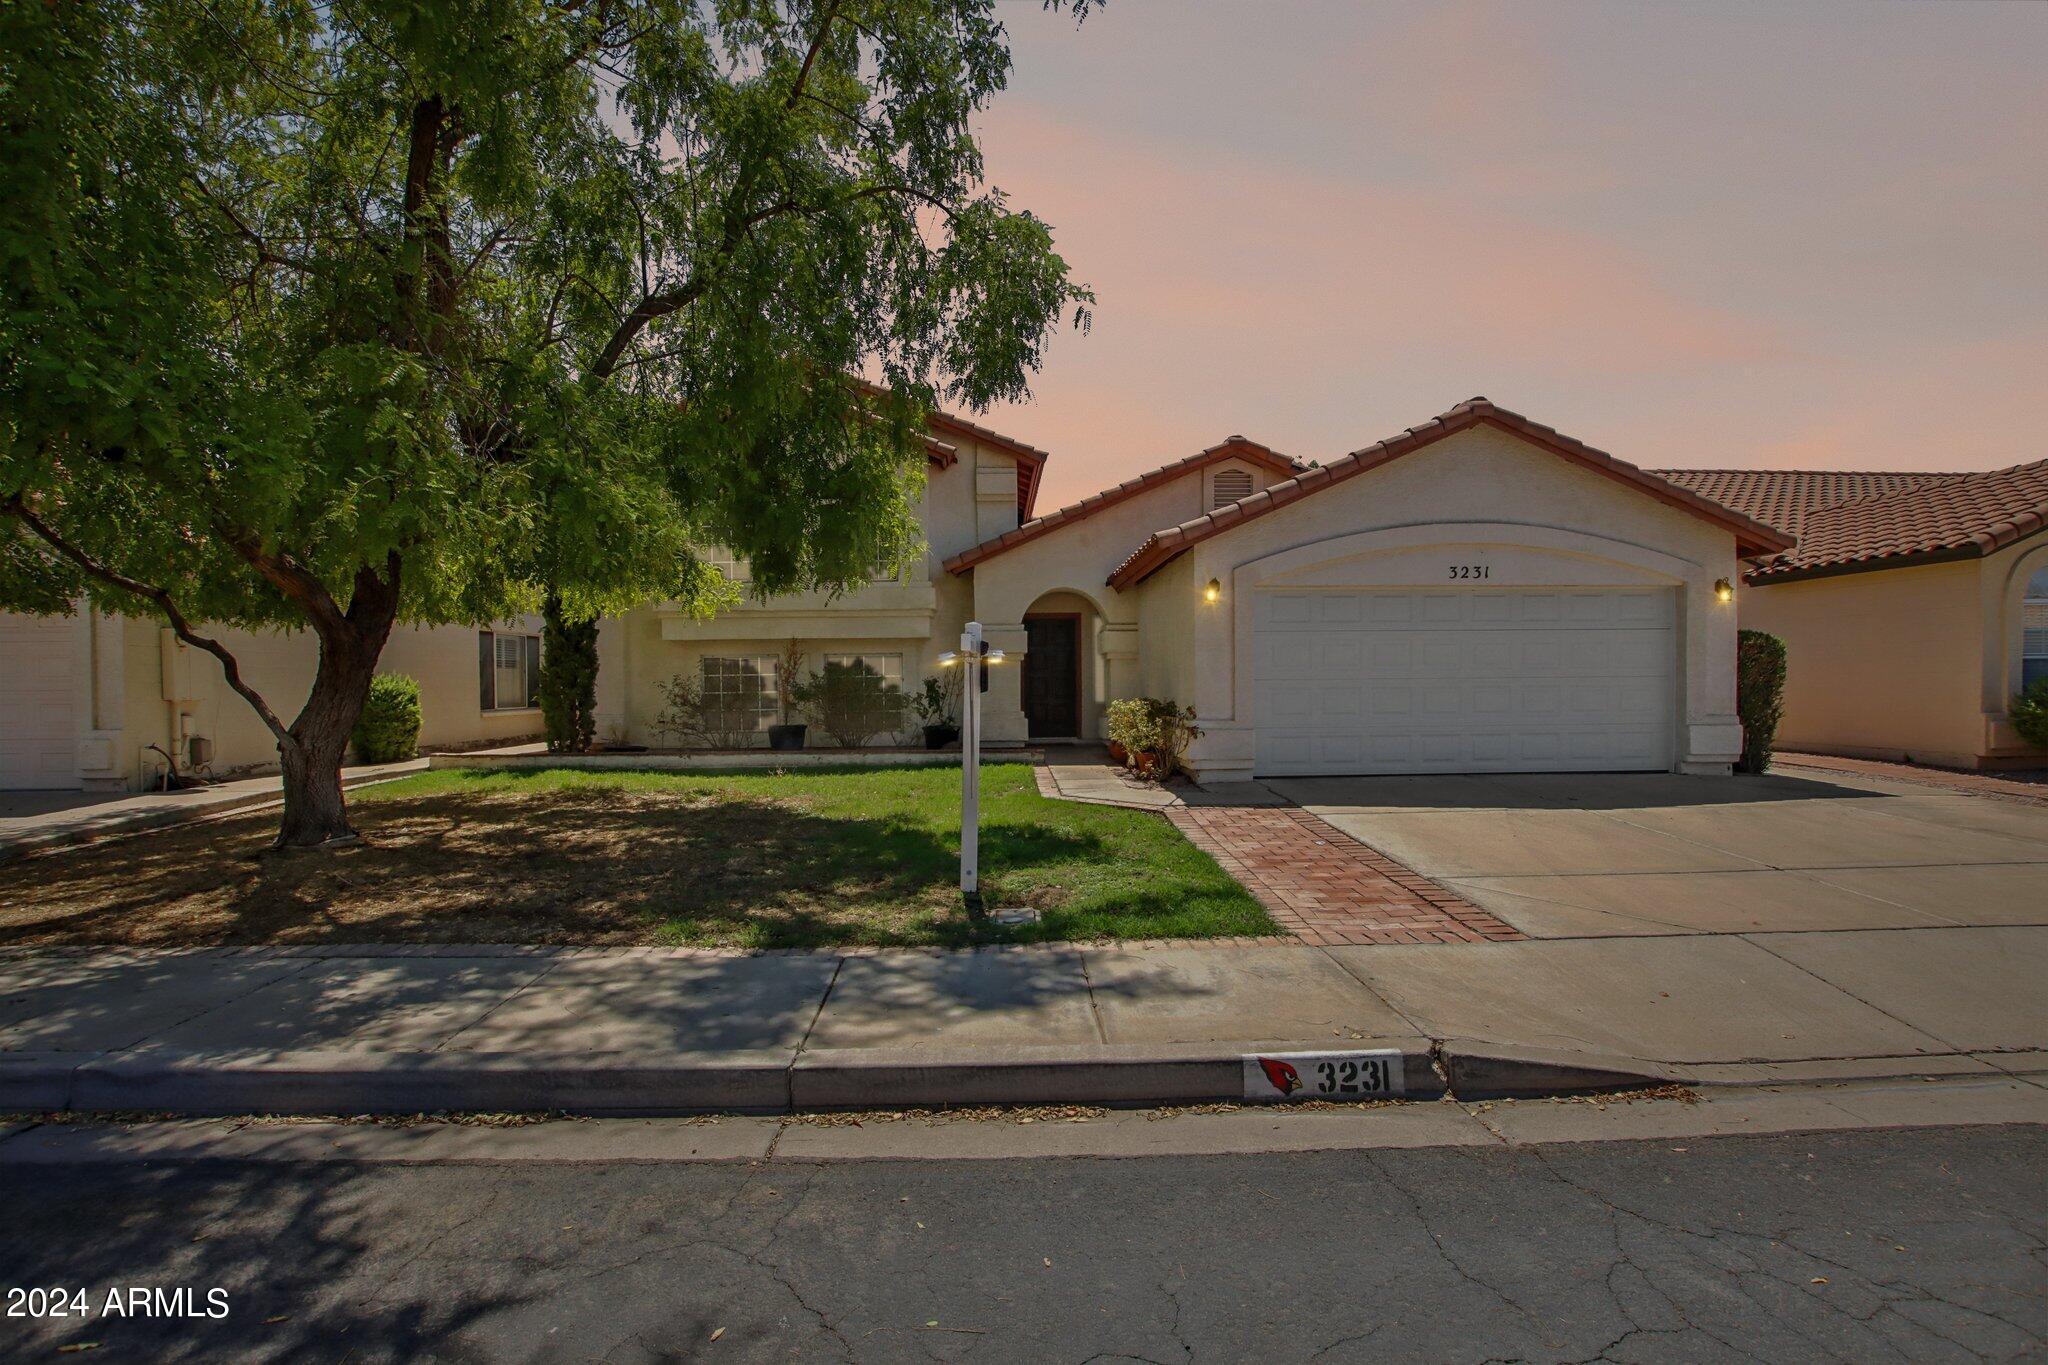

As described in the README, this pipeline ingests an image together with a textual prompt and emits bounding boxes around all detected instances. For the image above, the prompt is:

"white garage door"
[1,612,82,789]
[1254,588,1676,776]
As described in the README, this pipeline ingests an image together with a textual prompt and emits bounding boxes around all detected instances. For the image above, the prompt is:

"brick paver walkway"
[1776,752,2048,806]
[1167,804,1524,947]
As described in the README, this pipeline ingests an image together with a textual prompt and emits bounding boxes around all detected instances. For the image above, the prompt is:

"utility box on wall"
[159,629,203,702]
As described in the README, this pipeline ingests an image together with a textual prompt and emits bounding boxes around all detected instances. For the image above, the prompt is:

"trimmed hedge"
[352,673,422,764]
[2011,678,2048,750]
[1735,629,1788,774]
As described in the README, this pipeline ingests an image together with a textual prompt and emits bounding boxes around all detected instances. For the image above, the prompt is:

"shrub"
[2010,678,2048,749]
[792,660,908,747]
[910,673,960,729]
[352,673,422,764]
[651,671,763,749]
[1105,697,1201,777]
[540,596,598,753]
[1736,629,1788,774]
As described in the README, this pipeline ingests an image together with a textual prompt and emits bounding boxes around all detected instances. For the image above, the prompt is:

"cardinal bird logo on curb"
[1257,1056,1303,1096]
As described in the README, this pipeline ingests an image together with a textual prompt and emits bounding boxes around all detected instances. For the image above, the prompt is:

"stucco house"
[0,610,543,791]
[1657,461,2048,769]
[29,394,2030,793]
[596,397,1791,782]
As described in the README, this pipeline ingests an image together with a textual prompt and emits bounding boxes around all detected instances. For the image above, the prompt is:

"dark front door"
[1023,616,1081,738]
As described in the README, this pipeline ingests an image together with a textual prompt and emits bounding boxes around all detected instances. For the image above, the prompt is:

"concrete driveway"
[1265,768,2048,939]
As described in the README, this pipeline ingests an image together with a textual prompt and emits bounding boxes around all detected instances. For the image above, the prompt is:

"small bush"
[652,671,764,749]
[1105,697,1201,777]
[540,596,598,753]
[1736,629,1788,774]
[791,660,907,747]
[352,673,422,764]
[2010,678,2048,749]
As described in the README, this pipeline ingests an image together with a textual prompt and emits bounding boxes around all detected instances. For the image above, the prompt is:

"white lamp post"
[937,621,1006,899]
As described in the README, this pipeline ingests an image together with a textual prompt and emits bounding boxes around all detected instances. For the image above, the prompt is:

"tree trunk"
[272,576,401,849]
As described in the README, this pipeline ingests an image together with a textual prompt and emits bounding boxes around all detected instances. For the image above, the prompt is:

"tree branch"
[3,494,294,748]
[787,0,844,110]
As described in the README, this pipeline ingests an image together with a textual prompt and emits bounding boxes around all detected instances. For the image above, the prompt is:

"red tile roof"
[943,437,1301,575]
[1106,398,1794,589]
[1653,464,2048,582]
[1649,469,1964,540]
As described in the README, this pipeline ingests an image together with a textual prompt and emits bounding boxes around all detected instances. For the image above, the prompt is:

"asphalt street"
[2,1121,2042,1362]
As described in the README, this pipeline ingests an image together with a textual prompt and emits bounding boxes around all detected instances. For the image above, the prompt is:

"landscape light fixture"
[939,623,1008,899]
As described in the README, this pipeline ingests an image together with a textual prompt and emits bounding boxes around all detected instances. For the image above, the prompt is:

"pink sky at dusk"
[966,0,2048,511]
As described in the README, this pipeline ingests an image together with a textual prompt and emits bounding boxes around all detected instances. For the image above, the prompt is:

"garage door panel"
[1254,588,1675,776]
[1,612,81,790]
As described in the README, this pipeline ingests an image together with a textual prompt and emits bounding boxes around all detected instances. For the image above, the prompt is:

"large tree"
[0,0,1091,845]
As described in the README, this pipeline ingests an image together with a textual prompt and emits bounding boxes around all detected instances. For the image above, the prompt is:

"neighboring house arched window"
[2025,567,2048,690]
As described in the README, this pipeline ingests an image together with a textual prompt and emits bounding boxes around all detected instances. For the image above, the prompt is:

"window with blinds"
[1210,468,1255,509]
[478,630,541,710]
[2025,568,2048,689]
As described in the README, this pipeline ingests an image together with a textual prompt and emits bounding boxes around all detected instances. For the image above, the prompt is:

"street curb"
[1436,1040,1692,1100]
[7,1041,2015,1119]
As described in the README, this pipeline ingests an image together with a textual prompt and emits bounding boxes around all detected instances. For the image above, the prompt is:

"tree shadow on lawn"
[0,784,1114,950]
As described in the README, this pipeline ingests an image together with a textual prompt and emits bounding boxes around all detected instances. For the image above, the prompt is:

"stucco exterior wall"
[1142,425,1745,781]
[970,454,1280,743]
[1737,532,2048,768]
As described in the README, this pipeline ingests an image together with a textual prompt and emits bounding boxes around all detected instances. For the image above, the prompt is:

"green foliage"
[539,595,598,753]
[351,674,422,764]
[0,0,1094,832]
[792,660,908,747]
[1736,629,1789,774]
[651,671,764,750]
[1105,697,1201,775]
[910,673,961,727]
[2010,678,2048,749]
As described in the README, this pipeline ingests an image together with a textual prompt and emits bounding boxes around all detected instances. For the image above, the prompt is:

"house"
[1656,461,2048,769]
[0,610,542,791]
[597,397,1790,782]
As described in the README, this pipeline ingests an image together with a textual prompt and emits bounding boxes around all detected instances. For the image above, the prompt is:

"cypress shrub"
[1735,629,1788,774]
[541,593,599,753]
[2010,678,2048,749]
[352,673,422,764]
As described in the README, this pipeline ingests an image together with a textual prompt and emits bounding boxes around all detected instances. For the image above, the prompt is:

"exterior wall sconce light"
[1714,578,1734,603]
[1204,578,1222,604]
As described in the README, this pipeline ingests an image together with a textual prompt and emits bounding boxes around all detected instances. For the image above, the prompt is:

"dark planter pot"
[922,724,961,751]
[767,724,808,751]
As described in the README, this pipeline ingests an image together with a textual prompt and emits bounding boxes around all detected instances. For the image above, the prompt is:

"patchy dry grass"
[0,764,1274,949]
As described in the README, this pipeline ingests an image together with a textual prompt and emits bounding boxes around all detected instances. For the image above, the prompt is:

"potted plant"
[911,673,961,750]
[767,639,809,751]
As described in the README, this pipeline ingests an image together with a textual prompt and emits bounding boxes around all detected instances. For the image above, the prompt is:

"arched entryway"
[1021,590,1103,740]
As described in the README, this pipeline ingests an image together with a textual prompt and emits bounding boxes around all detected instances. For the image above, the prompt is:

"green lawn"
[0,763,1276,950]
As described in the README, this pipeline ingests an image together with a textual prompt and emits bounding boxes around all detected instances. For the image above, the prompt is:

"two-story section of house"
[591,407,1052,747]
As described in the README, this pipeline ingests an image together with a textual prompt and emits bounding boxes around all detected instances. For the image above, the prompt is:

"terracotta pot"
[1106,740,1128,765]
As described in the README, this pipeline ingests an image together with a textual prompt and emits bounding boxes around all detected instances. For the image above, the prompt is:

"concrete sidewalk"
[4,925,2042,1115]
[0,760,428,862]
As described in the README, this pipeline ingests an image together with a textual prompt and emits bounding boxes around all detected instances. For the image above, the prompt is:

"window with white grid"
[1210,467,1255,509]
[699,655,780,731]
[824,653,903,687]
[2025,568,2048,689]
[704,547,750,583]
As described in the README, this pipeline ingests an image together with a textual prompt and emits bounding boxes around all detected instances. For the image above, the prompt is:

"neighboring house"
[0,610,543,791]
[598,397,1790,781]
[1658,461,2048,769]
